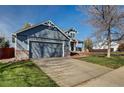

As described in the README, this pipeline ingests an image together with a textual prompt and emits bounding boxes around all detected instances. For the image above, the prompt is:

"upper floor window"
[70,32,75,38]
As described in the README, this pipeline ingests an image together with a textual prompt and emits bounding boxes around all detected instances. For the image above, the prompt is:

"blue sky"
[0,5,93,44]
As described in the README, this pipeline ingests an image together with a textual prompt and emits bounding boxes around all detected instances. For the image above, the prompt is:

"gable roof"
[65,28,78,33]
[13,20,70,40]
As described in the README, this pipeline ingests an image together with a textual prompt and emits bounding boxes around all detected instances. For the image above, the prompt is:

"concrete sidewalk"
[33,58,112,87]
[78,66,124,87]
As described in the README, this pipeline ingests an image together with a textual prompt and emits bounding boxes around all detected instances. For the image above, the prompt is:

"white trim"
[27,37,29,50]
[82,43,84,52]
[62,41,64,57]
[15,37,17,57]
[69,40,71,51]
[29,39,63,44]
[54,25,70,40]
[44,20,70,40]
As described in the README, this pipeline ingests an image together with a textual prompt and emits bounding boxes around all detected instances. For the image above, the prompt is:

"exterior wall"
[93,42,119,52]
[15,25,70,59]
[19,25,68,40]
[15,35,29,59]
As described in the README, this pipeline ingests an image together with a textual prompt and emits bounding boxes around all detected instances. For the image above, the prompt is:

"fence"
[0,48,15,59]
[91,48,114,52]
[74,51,123,56]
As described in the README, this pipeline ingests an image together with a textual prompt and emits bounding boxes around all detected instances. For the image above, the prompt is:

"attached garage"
[13,20,70,59]
[29,41,64,58]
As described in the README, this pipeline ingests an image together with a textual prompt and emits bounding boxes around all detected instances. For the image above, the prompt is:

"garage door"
[29,41,63,58]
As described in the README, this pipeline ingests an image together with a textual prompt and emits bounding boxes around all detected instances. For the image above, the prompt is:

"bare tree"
[22,22,32,29]
[84,38,93,52]
[0,37,10,48]
[80,5,124,58]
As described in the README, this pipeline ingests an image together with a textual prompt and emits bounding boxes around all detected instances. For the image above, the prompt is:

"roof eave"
[13,20,71,40]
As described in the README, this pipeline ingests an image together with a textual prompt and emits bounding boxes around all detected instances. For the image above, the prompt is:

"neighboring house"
[12,20,83,59]
[118,38,124,44]
[93,41,120,52]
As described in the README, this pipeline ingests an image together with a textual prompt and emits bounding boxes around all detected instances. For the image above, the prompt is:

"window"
[70,32,75,38]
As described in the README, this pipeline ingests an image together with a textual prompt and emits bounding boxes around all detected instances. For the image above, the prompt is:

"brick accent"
[16,50,29,60]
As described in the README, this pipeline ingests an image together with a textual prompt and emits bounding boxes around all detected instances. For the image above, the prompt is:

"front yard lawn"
[0,61,58,87]
[79,56,124,69]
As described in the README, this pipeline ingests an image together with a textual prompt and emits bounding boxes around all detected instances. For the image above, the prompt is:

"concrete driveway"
[33,58,112,87]
[78,66,124,87]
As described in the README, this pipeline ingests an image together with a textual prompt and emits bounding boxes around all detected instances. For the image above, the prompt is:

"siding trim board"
[62,41,64,57]
[15,37,17,57]
[27,38,29,50]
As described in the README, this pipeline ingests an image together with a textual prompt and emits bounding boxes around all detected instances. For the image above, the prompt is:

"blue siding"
[18,25,68,40]
[16,24,70,58]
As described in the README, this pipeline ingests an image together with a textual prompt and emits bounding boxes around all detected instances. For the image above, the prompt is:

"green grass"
[0,61,58,87]
[79,56,124,69]
[91,52,124,56]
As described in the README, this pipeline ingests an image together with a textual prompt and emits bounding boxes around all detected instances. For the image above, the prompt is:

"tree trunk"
[107,41,111,58]
[107,29,111,58]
